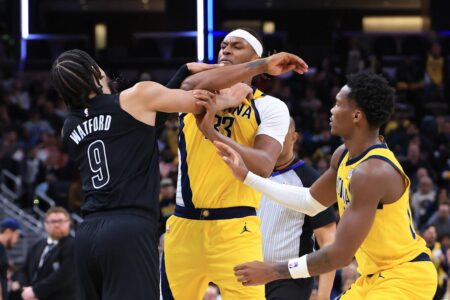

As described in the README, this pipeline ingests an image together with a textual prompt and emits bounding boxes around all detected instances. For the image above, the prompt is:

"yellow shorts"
[163,214,264,300]
[339,259,437,299]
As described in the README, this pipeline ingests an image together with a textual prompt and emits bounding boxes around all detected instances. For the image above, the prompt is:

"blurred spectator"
[441,234,450,251]
[384,109,411,157]
[425,42,445,101]
[16,207,76,300]
[315,158,328,175]
[402,142,428,181]
[427,201,450,240]
[0,130,23,174]
[41,101,64,133]
[10,77,31,111]
[159,148,176,179]
[412,176,437,227]
[159,178,176,236]
[423,225,448,300]
[312,56,339,105]
[23,111,54,147]
[345,37,367,74]
[22,148,44,207]
[0,218,22,300]
[299,86,322,115]
[395,56,424,120]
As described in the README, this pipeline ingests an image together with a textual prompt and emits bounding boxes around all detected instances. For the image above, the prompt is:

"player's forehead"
[336,85,351,102]
[221,36,250,47]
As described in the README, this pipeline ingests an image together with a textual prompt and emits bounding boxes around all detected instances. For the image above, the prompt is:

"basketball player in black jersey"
[53,49,308,300]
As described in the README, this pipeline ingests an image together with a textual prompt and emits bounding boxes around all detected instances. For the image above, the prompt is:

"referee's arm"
[314,222,337,300]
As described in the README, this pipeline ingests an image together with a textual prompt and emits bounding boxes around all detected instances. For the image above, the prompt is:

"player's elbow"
[253,167,272,178]
[180,79,195,91]
[254,154,277,178]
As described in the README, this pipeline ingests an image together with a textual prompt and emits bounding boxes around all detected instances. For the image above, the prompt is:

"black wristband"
[165,64,191,89]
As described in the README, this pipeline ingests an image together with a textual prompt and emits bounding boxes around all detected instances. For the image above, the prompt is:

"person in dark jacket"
[18,207,76,300]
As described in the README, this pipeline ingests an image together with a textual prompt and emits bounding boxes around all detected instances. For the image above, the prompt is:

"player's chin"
[220,60,233,66]
[329,125,338,136]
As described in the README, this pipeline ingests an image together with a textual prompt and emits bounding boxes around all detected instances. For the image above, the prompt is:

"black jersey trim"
[178,115,194,208]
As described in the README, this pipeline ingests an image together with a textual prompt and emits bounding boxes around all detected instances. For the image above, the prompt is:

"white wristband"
[288,255,310,279]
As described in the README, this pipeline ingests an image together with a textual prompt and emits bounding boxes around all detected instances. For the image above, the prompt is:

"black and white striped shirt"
[258,160,336,262]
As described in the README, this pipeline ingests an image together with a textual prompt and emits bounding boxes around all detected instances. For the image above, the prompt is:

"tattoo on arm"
[246,59,266,69]
[306,249,336,276]
[274,262,292,280]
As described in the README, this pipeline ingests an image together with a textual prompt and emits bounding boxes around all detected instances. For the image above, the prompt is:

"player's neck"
[275,153,296,171]
[344,130,381,160]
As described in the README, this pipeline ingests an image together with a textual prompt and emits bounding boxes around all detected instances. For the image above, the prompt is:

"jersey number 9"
[87,140,110,189]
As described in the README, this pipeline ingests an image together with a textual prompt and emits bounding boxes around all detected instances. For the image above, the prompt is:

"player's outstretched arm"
[181,52,308,91]
[233,161,386,286]
[214,141,327,215]
[121,81,217,115]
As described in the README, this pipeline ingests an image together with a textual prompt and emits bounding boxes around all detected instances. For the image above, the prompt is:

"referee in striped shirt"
[258,117,337,300]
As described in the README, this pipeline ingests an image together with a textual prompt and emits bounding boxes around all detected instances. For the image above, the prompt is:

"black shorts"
[75,209,160,300]
[265,277,314,300]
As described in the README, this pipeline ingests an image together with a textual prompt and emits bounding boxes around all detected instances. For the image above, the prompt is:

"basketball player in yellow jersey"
[162,29,309,300]
[214,72,437,299]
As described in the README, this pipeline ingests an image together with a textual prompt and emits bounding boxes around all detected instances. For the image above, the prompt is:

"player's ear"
[353,110,363,124]
[292,132,299,143]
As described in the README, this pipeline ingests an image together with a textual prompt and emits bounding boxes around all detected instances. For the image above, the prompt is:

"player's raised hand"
[214,141,249,181]
[187,62,224,74]
[192,90,217,139]
[265,52,308,76]
[219,83,253,108]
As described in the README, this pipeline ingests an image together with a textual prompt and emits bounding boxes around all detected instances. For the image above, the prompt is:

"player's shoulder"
[253,93,289,115]
[356,156,398,178]
[253,92,285,105]
[331,144,347,171]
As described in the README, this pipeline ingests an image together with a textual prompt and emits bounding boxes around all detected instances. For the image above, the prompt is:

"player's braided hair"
[346,71,395,129]
[51,49,103,109]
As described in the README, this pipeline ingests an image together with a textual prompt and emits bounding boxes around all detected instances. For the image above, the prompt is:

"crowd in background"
[0,33,450,299]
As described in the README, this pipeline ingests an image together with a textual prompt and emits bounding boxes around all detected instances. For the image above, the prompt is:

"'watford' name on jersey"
[69,115,112,145]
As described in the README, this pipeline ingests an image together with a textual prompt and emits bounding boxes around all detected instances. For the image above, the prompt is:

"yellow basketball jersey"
[336,143,430,275]
[177,89,265,209]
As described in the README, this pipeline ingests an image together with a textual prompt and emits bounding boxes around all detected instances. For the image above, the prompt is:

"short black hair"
[50,49,103,109]
[235,27,265,56]
[346,72,395,129]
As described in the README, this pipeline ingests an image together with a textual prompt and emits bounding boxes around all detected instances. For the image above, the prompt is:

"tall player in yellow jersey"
[214,72,437,299]
[162,29,309,300]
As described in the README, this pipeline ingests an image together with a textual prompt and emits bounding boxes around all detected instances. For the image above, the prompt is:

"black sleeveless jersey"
[62,94,161,218]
